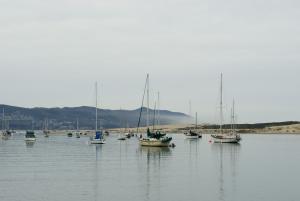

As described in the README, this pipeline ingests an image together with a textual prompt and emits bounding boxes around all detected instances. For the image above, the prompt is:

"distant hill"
[0,104,191,130]
[202,121,300,130]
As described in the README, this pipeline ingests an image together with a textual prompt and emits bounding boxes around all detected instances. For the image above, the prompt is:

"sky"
[0,0,300,123]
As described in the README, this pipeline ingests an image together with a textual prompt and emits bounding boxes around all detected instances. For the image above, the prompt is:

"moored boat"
[43,119,50,137]
[90,82,106,144]
[184,130,200,139]
[211,74,241,143]
[140,128,172,147]
[90,131,106,144]
[25,130,36,141]
[138,74,173,147]
[1,109,12,139]
[211,133,241,143]
[118,135,126,141]
[184,112,202,139]
[75,118,80,138]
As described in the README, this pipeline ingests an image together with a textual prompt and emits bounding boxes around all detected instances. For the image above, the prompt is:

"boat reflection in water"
[93,144,102,201]
[138,146,172,201]
[211,143,241,201]
[140,146,171,158]
[25,141,35,148]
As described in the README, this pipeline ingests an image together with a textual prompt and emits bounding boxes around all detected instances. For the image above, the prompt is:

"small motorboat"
[67,132,73,137]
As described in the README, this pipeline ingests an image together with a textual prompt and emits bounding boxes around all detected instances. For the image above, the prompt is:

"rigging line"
[137,74,148,134]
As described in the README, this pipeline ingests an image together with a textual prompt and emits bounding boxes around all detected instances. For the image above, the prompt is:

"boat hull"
[211,135,241,143]
[25,138,36,141]
[90,139,106,144]
[184,134,199,139]
[118,137,126,140]
[139,139,170,147]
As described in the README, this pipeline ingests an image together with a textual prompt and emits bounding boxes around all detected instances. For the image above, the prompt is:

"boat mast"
[137,74,148,134]
[77,118,79,131]
[189,100,192,117]
[157,91,160,127]
[195,112,198,129]
[152,101,156,130]
[232,99,235,134]
[95,82,98,131]
[146,74,149,128]
[2,108,4,131]
[220,73,223,134]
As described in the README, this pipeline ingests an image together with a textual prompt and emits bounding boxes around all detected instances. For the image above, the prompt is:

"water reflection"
[211,143,241,201]
[1,135,10,140]
[140,147,171,159]
[25,141,35,148]
[138,147,172,201]
[185,139,199,164]
[93,145,102,201]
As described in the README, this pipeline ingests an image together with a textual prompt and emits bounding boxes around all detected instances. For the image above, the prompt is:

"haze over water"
[1,134,300,201]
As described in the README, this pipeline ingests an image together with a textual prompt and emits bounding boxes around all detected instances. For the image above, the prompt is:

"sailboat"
[184,112,202,139]
[76,118,80,138]
[43,119,50,137]
[90,82,106,144]
[211,74,241,143]
[1,108,10,139]
[124,122,132,138]
[117,132,126,141]
[25,120,36,141]
[118,122,127,140]
[138,74,172,147]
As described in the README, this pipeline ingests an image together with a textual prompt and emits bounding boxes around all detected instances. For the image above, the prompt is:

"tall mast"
[2,108,4,131]
[232,99,235,133]
[77,118,79,131]
[152,101,156,130]
[195,112,198,129]
[157,91,160,126]
[146,74,149,128]
[189,100,192,117]
[95,82,98,131]
[220,73,223,134]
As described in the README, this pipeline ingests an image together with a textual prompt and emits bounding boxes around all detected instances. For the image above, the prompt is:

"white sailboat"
[90,82,105,144]
[76,118,80,138]
[211,74,241,143]
[43,118,50,137]
[139,74,172,147]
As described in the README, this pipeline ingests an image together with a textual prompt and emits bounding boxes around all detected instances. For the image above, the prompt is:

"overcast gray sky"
[0,0,299,123]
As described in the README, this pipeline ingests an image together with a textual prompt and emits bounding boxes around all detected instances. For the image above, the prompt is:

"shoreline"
[6,123,300,135]
[107,123,300,135]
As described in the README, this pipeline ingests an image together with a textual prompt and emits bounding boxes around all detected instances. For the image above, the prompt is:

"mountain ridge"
[0,104,190,130]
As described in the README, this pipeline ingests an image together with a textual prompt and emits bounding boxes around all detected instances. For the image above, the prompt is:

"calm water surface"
[0,133,300,201]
